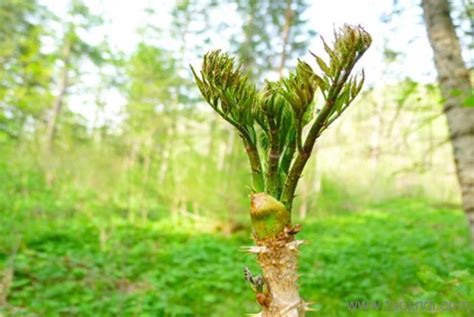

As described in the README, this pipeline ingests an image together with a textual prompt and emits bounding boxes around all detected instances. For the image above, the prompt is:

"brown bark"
[247,193,311,316]
[256,236,304,316]
[247,229,310,316]
[422,0,474,243]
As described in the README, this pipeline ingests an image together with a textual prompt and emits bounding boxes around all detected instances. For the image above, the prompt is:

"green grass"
[1,197,474,316]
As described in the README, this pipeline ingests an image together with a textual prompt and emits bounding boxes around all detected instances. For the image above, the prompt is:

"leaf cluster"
[191,50,257,143]
[192,25,372,209]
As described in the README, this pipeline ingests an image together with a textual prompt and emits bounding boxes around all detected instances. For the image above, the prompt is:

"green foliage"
[62,0,106,67]
[1,170,473,317]
[192,50,264,192]
[0,1,468,316]
[0,0,112,147]
[300,200,474,316]
[0,0,54,138]
[279,61,316,120]
[191,50,257,136]
[192,25,372,211]
[126,43,178,132]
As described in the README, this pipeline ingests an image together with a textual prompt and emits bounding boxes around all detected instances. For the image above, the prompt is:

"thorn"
[304,301,319,312]
[285,224,301,236]
[246,313,262,317]
[285,240,305,250]
[241,246,268,254]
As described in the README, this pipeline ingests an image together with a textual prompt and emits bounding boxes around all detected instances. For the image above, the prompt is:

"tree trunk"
[247,193,312,316]
[278,0,294,78]
[158,122,175,186]
[422,0,474,243]
[298,180,308,220]
[253,236,306,316]
[126,139,140,222]
[45,40,71,154]
[140,133,154,222]
[370,97,382,170]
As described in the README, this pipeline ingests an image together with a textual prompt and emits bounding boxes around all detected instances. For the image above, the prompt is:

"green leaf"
[321,37,337,62]
[313,74,328,92]
[313,54,331,77]
[335,84,351,114]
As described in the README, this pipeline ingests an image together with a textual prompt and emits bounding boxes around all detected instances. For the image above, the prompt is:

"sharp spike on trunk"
[303,301,318,312]
[241,246,269,254]
[252,233,306,316]
[285,240,305,250]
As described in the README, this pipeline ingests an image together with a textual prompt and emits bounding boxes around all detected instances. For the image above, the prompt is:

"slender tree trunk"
[140,133,154,222]
[126,140,140,222]
[158,122,175,186]
[370,96,383,170]
[44,40,71,186]
[45,40,71,154]
[298,180,308,220]
[422,0,474,243]
[278,0,294,78]
[221,130,235,190]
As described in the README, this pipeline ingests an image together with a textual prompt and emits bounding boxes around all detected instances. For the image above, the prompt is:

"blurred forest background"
[0,0,473,316]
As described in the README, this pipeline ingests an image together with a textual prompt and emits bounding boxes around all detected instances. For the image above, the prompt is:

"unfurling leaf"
[191,50,257,129]
[312,53,332,77]
[279,60,317,119]
[313,74,328,92]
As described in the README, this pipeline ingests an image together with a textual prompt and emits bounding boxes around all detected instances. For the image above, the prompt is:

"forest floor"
[1,199,474,316]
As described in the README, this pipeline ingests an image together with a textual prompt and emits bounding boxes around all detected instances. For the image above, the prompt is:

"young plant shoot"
[191,25,371,317]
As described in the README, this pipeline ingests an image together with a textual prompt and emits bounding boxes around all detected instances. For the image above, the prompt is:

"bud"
[259,81,277,112]
[359,27,372,52]
[333,25,372,68]
[250,192,290,239]
[280,60,316,116]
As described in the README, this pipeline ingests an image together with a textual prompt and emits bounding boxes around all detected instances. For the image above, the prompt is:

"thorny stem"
[192,24,371,317]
